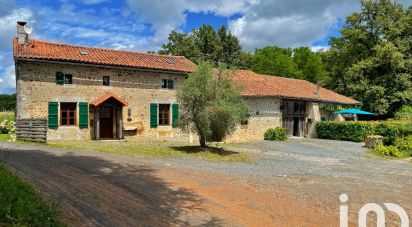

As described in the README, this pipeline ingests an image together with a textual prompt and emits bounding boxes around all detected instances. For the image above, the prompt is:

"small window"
[161,79,168,89]
[158,104,170,126]
[64,74,73,84]
[103,76,110,86]
[60,103,77,126]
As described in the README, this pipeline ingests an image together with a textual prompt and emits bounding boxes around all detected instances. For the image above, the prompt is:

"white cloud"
[0,8,34,50]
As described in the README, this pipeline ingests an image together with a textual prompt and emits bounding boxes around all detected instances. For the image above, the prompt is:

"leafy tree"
[160,25,243,67]
[322,0,412,115]
[293,47,328,83]
[176,62,248,147]
[251,46,302,78]
[159,31,200,63]
[0,94,16,111]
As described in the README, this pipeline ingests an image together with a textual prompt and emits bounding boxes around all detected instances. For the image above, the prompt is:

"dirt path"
[2,142,339,226]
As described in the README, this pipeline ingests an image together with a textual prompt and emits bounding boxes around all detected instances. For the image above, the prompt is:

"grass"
[0,134,11,141]
[0,112,15,122]
[45,141,253,162]
[0,164,63,226]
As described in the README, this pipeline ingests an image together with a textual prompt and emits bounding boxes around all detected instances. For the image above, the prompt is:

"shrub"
[316,121,374,142]
[395,105,412,120]
[0,120,14,134]
[264,128,288,141]
[316,121,412,144]
[395,136,412,155]
[374,144,401,157]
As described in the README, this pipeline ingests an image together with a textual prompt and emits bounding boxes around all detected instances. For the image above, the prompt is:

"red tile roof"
[13,38,196,73]
[90,91,128,106]
[231,70,360,105]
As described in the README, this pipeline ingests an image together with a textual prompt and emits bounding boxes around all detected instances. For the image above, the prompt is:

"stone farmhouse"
[13,23,360,143]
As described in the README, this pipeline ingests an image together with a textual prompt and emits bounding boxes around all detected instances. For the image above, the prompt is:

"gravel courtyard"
[1,138,411,226]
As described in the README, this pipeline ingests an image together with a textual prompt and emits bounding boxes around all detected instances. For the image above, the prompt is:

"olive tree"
[176,62,248,147]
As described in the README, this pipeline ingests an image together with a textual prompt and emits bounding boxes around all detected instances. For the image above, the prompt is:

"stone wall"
[16,60,189,142]
[227,97,282,143]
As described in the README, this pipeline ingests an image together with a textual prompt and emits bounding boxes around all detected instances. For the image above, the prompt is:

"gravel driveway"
[1,139,411,226]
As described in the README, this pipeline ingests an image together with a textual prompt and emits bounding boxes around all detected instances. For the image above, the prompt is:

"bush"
[395,105,412,120]
[374,144,401,157]
[264,128,288,141]
[316,121,412,144]
[0,120,14,134]
[395,136,412,155]
[316,121,374,142]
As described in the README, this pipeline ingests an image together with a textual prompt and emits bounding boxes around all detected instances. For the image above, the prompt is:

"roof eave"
[241,94,361,105]
[14,57,194,75]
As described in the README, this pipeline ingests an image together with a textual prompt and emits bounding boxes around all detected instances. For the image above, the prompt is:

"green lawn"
[0,112,15,122]
[0,165,63,226]
[0,134,11,141]
[46,141,253,162]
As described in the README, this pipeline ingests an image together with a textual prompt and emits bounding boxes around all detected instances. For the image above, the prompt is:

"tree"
[159,31,200,63]
[293,47,328,83]
[251,46,302,78]
[323,0,412,115]
[0,94,16,111]
[176,62,248,147]
[159,25,243,68]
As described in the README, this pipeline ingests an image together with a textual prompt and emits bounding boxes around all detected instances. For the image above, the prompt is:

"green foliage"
[316,120,412,144]
[250,46,328,83]
[394,136,412,155]
[252,46,302,79]
[316,121,375,142]
[0,94,16,111]
[160,25,242,67]
[264,128,288,141]
[293,47,328,83]
[0,165,62,226]
[177,62,249,146]
[319,103,344,113]
[394,106,412,120]
[322,0,412,115]
[374,144,401,157]
[0,120,14,134]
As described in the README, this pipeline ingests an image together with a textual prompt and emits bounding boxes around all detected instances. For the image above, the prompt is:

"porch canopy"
[334,108,374,115]
[90,91,128,107]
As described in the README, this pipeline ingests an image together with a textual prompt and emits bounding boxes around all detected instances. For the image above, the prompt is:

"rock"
[365,135,384,148]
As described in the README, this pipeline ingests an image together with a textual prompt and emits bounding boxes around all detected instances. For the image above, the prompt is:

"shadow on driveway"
[3,148,223,226]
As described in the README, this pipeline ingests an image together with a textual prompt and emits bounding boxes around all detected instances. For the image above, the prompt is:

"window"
[158,104,170,126]
[60,103,77,126]
[161,79,168,88]
[103,76,110,86]
[161,79,174,89]
[64,74,73,84]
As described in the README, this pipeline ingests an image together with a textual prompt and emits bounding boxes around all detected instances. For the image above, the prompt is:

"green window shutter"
[172,103,179,128]
[56,72,64,85]
[78,102,89,129]
[167,79,174,89]
[48,102,58,129]
[150,103,158,128]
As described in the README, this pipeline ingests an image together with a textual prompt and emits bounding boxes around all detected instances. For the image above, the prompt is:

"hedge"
[316,121,412,144]
[264,128,288,141]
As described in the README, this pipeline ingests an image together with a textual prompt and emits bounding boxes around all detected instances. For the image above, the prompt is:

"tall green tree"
[176,62,248,147]
[251,46,302,78]
[293,47,328,83]
[323,0,412,115]
[160,25,243,67]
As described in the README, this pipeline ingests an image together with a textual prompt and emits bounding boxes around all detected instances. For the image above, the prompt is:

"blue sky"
[0,0,411,94]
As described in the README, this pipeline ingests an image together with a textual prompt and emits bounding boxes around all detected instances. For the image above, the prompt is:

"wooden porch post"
[95,107,100,139]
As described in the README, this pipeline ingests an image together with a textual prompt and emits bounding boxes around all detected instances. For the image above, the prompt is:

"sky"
[0,0,411,94]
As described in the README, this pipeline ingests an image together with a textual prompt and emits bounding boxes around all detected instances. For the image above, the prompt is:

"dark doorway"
[282,100,306,137]
[99,106,113,139]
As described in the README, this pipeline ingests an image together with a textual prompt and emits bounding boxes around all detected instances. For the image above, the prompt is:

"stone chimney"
[16,21,31,44]
[315,81,320,97]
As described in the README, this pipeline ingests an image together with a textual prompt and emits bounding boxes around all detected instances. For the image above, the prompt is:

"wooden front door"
[99,106,113,139]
